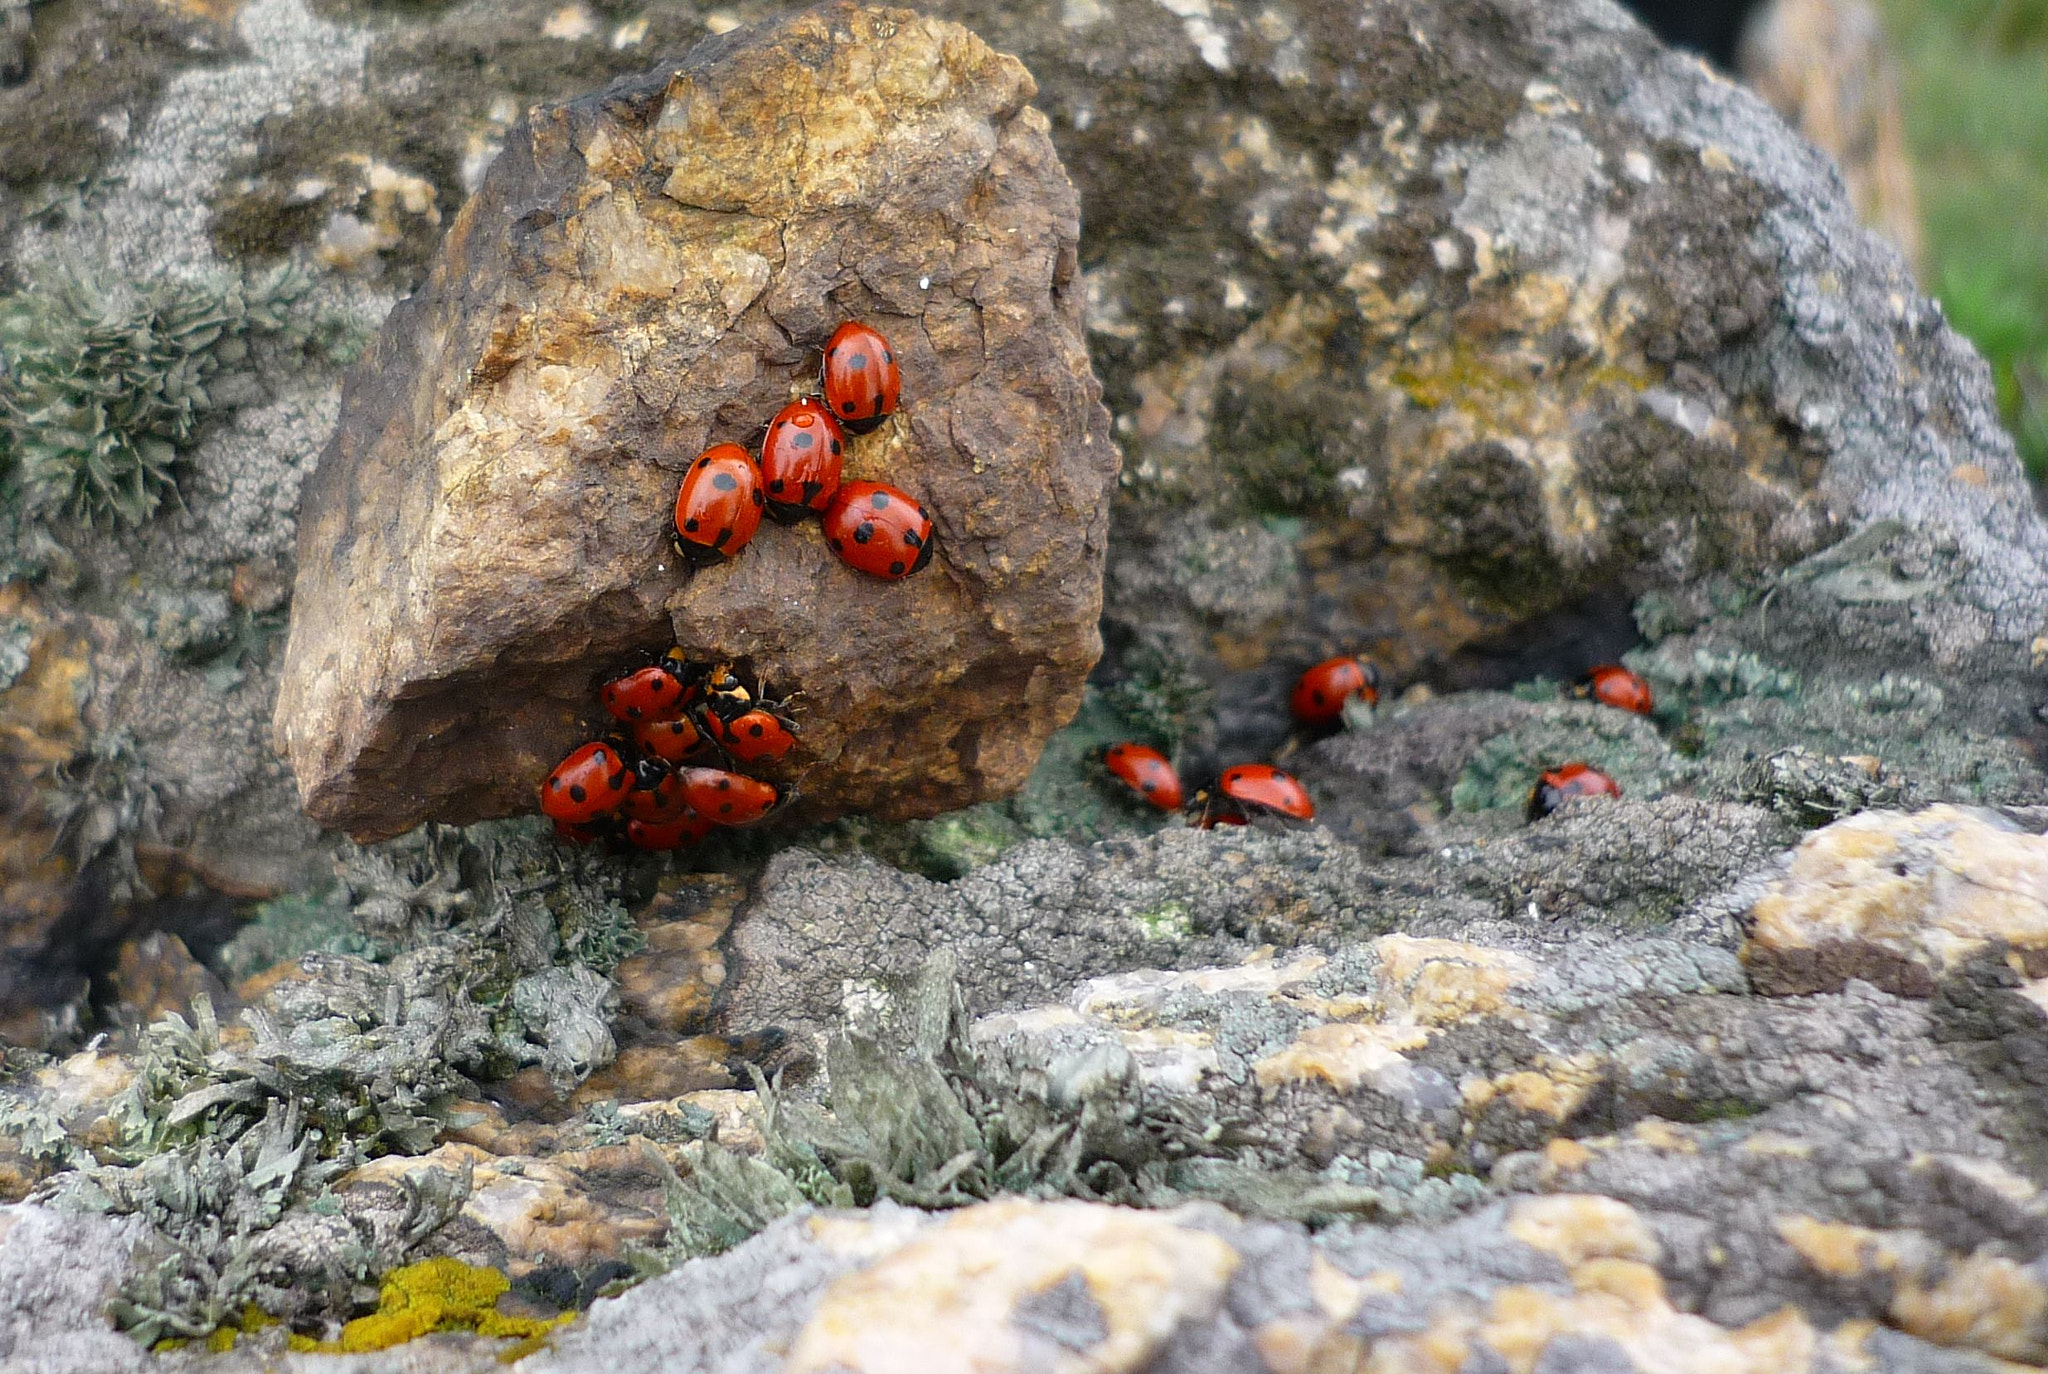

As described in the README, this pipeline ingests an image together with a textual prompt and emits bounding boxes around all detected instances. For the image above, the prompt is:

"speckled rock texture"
[274,4,1115,839]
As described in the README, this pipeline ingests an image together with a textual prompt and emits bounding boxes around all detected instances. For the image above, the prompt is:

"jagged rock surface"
[274,4,1115,839]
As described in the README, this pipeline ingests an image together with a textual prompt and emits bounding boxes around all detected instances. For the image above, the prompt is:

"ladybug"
[600,664,692,724]
[541,741,633,825]
[1191,764,1314,828]
[621,760,690,822]
[705,707,799,764]
[552,818,610,846]
[677,767,785,826]
[673,442,766,566]
[821,321,901,435]
[1290,655,1381,727]
[1526,762,1623,821]
[1104,743,1184,811]
[759,397,846,523]
[695,663,799,764]
[1574,665,1654,717]
[633,714,706,765]
[626,813,715,851]
[822,481,935,580]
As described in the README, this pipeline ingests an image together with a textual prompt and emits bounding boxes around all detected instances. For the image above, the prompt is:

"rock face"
[274,4,1114,839]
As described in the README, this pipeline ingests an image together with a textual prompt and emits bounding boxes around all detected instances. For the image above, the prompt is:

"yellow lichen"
[296,1257,570,1355]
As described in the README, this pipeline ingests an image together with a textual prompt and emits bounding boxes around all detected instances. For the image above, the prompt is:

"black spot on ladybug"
[769,478,785,493]
[854,522,873,544]
[628,706,642,718]
[714,527,732,548]
[684,517,700,533]
[794,431,813,449]
[802,481,822,503]
[884,350,893,363]
[610,771,628,790]
[830,538,843,551]
[719,802,734,814]
[749,723,764,737]
[1311,689,1325,704]
[752,489,764,507]
[831,440,841,455]
[1141,780,1157,793]
[903,529,922,548]
[888,560,905,575]
[549,778,563,791]
[869,491,889,509]
[712,472,738,492]
[841,400,857,414]
[848,353,867,371]
[569,784,587,803]
[716,778,731,789]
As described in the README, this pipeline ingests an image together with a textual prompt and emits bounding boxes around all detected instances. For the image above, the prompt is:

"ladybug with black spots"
[821,321,901,434]
[1526,762,1622,821]
[601,663,692,724]
[673,442,766,566]
[677,766,786,826]
[823,481,935,580]
[1573,665,1654,717]
[633,714,706,765]
[626,813,715,851]
[759,397,846,523]
[620,759,689,823]
[1104,743,1184,811]
[1290,655,1381,727]
[1189,764,1315,829]
[541,741,633,825]
[694,663,800,765]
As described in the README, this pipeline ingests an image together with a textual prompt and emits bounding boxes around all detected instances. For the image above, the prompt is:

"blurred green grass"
[1879,0,2048,476]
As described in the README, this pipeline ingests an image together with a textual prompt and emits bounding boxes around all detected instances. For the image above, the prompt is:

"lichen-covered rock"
[274,4,1116,839]
[1743,805,2048,997]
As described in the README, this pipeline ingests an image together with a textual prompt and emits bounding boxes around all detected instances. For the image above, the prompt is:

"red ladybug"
[621,762,689,823]
[626,813,715,850]
[541,742,633,824]
[821,321,901,435]
[1104,743,1184,811]
[1290,655,1381,727]
[601,664,692,724]
[759,397,845,523]
[1191,764,1314,828]
[822,481,935,580]
[1575,665,1654,717]
[673,442,765,566]
[677,767,785,825]
[553,819,609,845]
[695,663,799,764]
[633,715,706,765]
[706,707,798,764]
[1526,763,1623,821]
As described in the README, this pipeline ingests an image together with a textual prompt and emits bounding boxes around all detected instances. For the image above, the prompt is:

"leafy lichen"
[0,262,316,527]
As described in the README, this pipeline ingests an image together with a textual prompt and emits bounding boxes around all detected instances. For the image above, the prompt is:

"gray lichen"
[643,955,1378,1269]
[0,262,316,528]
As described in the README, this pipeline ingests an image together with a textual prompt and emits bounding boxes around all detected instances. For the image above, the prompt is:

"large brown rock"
[273,4,1114,840]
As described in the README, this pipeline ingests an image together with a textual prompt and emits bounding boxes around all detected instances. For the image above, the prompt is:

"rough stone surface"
[274,4,1116,839]
[1743,805,2048,997]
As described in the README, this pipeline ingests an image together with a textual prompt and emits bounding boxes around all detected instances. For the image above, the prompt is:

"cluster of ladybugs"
[539,320,924,848]
[669,320,933,579]
[540,651,797,848]
[1100,657,1654,827]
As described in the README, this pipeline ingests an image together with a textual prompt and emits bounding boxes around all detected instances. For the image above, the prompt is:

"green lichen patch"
[0,262,316,528]
[640,955,1381,1270]
[1451,700,1687,813]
